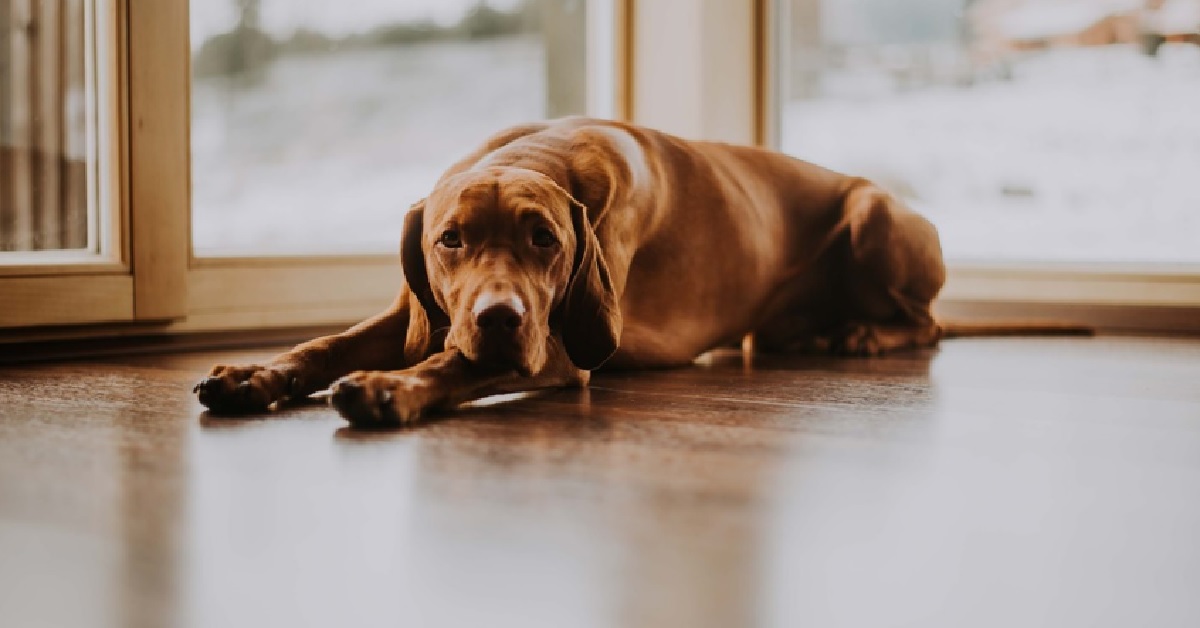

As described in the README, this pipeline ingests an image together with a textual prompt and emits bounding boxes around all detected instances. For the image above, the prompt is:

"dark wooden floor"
[1,337,1198,628]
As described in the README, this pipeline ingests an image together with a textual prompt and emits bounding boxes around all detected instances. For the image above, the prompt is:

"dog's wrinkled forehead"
[426,168,571,227]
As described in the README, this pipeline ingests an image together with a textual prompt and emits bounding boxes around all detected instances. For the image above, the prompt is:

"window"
[778,0,1200,265]
[181,0,611,332]
[190,0,600,256]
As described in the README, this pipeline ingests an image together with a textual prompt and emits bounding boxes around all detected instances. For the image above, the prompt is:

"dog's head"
[401,167,620,375]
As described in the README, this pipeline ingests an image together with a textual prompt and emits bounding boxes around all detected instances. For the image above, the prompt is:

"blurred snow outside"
[191,37,546,256]
[782,44,1200,264]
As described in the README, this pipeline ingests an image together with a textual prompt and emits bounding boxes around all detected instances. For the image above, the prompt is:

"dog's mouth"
[468,338,534,376]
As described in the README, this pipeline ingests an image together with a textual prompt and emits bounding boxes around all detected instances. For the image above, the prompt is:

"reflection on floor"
[1,337,1199,628]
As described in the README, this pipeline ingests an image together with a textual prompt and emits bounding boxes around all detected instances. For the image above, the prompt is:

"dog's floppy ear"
[559,195,622,370]
[400,200,449,331]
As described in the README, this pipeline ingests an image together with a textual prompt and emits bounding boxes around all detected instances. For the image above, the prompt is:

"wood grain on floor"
[1,337,1198,628]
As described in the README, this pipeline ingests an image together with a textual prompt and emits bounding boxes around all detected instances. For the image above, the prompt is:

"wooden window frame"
[182,0,627,332]
[2,0,630,342]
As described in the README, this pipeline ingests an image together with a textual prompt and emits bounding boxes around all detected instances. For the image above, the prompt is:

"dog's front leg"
[329,338,587,426]
[195,292,427,414]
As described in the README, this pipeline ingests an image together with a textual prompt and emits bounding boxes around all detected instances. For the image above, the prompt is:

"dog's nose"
[473,293,525,333]
[477,304,522,332]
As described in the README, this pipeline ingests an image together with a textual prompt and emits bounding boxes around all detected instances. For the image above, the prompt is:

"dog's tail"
[938,320,1095,339]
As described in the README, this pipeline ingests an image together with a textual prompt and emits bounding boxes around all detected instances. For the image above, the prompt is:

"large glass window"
[191,0,595,257]
[1,0,95,255]
[780,0,1200,264]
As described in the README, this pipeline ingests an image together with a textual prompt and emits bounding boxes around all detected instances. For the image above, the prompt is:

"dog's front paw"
[194,363,305,414]
[329,372,442,426]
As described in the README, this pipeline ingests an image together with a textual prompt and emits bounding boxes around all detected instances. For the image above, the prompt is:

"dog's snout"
[473,293,525,333]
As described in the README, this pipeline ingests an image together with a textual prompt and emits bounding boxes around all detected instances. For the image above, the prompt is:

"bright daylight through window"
[190,0,592,256]
[781,0,1200,264]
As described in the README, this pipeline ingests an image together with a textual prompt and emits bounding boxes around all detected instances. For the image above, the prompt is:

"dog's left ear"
[400,200,449,331]
[558,194,622,370]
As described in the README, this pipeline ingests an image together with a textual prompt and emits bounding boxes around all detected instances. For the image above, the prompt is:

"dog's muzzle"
[469,291,530,372]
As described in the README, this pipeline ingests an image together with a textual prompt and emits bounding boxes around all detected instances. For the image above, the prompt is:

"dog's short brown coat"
[196,117,948,424]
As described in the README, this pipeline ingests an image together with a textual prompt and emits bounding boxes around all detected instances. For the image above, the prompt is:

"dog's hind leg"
[827,181,946,356]
[756,181,946,358]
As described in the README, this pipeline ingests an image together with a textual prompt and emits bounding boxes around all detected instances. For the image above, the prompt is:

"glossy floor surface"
[1,337,1199,628]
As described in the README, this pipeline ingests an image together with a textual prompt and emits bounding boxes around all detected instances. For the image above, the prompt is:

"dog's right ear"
[401,200,450,333]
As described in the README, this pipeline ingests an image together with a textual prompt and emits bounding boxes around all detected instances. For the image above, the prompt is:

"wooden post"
[128,0,190,319]
[631,0,757,143]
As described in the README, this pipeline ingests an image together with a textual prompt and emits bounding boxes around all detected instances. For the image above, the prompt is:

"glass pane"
[0,0,93,253]
[780,0,1200,264]
[191,0,593,257]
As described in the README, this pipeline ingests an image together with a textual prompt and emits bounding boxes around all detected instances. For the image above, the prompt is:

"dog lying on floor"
[194,117,1086,425]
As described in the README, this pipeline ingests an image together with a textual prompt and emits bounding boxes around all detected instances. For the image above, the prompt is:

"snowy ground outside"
[193,39,1200,264]
[191,36,547,256]
[782,44,1200,264]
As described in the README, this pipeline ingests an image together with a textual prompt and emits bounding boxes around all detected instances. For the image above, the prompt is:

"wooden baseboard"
[0,325,345,365]
[3,299,1197,366]
[935,300,1200,336]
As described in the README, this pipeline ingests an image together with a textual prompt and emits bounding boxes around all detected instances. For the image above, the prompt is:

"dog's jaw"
[446,321,549,378]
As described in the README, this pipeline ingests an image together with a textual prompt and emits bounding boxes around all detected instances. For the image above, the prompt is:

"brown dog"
[194,117,1069,425]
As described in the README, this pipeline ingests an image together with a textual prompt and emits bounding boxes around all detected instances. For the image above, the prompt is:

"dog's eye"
[437,229,462,249]
[531,227,558,248]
